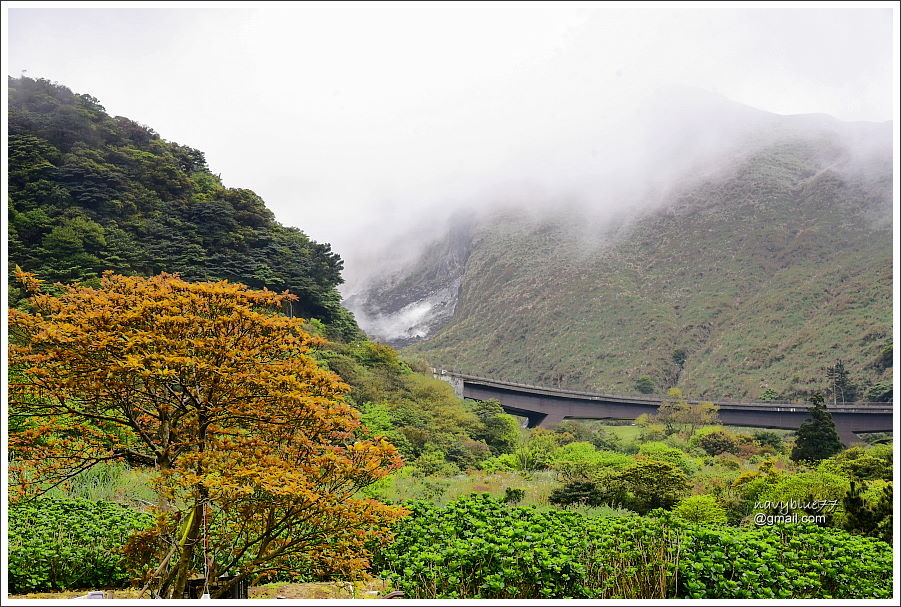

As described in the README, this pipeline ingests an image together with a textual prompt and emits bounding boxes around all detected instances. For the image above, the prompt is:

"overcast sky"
[3,2,898,284]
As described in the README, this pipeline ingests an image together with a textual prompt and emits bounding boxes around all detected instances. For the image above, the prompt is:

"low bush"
[698,431,738,456]
[548,481,604,508]
[374,494,893,599]
[374,494,674,599]
[672,495,728,525]
[503,487,526,504]
[679,523,892,598]
[8,497,153,594]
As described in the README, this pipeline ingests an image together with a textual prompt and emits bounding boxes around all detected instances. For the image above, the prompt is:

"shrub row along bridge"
[434,370,893,446]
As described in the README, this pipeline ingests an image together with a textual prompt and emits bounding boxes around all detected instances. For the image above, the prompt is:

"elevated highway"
[434,370,893,446]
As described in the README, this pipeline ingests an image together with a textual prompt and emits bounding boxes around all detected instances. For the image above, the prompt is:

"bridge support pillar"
[432,370,464,399]
[835,424,862,447]
[532,413,567,429]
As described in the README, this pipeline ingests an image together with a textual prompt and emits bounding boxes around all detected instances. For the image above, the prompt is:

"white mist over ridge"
[343,94,893,345]
[349,279,464,346]
[339,82,892,295]
[339,86,763,288]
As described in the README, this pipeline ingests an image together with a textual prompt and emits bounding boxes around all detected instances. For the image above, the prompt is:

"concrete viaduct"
[434,370,893,446]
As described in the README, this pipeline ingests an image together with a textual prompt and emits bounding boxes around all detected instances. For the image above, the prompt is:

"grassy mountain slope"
[399,126,893,401]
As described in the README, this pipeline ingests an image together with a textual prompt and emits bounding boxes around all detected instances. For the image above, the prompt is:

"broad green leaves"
[8,498,153,594]
[375,495,892,599]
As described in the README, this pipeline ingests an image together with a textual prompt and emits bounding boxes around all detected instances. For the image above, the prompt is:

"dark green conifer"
[843,481,893,542]
[790,392,843,462]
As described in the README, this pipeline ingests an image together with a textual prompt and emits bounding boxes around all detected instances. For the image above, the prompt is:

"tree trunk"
[168,498,204,599]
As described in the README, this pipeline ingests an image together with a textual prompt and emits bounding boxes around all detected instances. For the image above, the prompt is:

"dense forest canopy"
[7,76,361,340]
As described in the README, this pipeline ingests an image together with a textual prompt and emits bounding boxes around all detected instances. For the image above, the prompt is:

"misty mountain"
[346,97,893,401]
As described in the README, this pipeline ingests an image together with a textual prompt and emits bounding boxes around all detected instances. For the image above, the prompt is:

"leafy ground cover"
[374,494,893,599]
[8,498,153,593]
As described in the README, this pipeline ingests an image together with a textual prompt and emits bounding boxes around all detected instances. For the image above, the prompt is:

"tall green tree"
[468,399,520,455]
[843,481,892,543]
[790,392,843,462]
[826,360,856,403]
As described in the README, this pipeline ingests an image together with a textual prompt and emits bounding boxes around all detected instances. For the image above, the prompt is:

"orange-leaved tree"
[8,270,406,598]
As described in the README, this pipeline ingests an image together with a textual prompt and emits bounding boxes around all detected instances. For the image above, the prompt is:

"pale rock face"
[349,278,462,346]
[343,217,473,346]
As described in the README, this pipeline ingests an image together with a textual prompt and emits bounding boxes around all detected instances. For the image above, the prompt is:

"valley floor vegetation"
[7,273,894,599]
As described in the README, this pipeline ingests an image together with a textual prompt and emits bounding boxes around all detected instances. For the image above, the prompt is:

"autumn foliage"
[8,271,406,598]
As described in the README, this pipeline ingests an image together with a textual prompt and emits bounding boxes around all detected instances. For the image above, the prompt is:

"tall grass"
[363,468,639,517]
[45,462,157,510]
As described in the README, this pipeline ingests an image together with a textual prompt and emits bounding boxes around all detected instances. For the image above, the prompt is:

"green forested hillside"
[400,129,893,401]
[7,76,360,339]
[6,76,520,474]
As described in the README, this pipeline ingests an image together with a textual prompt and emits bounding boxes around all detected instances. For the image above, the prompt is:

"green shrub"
[619,460,690,513]
[551,441,598,463]
[672,495,728,525]
[479,453,518,473]
[411,450,459,477]
[552,445,633,484]
[759,388,779,401]
[751,430,785,451]
[698,431,738,456]
[549,481,604,508]
[635,375,655,394]
[636,442,695,473]
[503,487,526,505]
[374,495,893,599]
[8,497,153,593]
[678,523,892,598]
